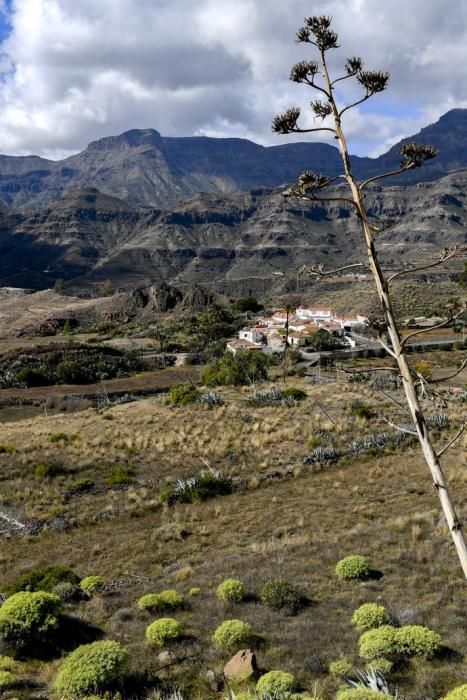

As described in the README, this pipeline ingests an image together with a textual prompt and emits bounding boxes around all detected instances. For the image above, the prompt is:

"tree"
[273,16,467,576]
[201,350,269,386]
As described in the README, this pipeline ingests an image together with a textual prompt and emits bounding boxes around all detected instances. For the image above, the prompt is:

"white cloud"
[0,0,466,157]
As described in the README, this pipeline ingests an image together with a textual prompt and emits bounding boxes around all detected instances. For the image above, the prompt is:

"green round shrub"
[393,625,442,658]
[189,587,201,597]
[359,626,397,661]
[329,658,353,677]
[53,640,129,697]
[0,670,15,689]
[138,590,183,612]
[443,685,467,700]
[336,689,393,700]
[146,618,182,647]
[0,656,14,671]
[0,591,62,651]
[212,619,252,650]
[260,578,303,614]
[335,555,371,581]
[352,604,389,630]
[256,670,296,696]
[80,576,104,596]
[216,578,245,603]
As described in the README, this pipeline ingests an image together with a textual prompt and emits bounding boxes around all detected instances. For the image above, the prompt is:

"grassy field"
[0,361,465,699]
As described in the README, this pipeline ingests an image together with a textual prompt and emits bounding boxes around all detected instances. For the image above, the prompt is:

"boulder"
[223,649,258,682]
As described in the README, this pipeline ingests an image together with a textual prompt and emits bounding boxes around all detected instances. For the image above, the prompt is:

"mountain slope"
[0,109,466,210]
[0,171,465,294]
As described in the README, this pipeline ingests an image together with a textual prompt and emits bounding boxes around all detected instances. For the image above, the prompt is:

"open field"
[0,364,465,699]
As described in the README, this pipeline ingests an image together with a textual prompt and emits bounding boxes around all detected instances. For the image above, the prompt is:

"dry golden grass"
[0,374,465,699]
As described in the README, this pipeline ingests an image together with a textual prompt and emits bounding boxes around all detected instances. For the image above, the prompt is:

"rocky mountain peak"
[86,128,164,151]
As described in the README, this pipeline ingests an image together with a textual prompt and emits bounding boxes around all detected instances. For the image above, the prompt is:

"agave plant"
[347,666,397,697]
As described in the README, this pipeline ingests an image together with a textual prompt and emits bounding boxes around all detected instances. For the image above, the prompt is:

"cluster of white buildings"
[227,306,369,354]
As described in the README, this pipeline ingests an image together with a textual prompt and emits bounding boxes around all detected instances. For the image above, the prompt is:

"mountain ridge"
[0,109,466,210]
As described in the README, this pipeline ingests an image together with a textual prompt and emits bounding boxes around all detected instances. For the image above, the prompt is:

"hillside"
[0,169,465,294]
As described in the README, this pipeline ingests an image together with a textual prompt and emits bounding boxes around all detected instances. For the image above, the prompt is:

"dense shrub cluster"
[336,689,393,700]
[0,344,143,388]
[0,670,15,689]
[165,383,200,406]
[212,620,252,650]
[6,565,79,594]
[201,350,270,386]
[197,391,223,407]
[256,670,296,696]
[216,579,245,603]
[352,604,389,630]
[138,590,183,612]
[329,658,354,677]
[335,555,371,581]
[260,578,304,615]
[0,591,62,652]
[161,471,233,505]
[146,618,182,647]
[53,640,129,696]
[359,624,442,660]
[80,576,104,596]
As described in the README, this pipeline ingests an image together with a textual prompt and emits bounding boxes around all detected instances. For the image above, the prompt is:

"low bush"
[0,591,62,652]
[165,383,199,406]
[443,685,467,700]
[336,689,393,700]
[146,618,182,647]
[0,671,15,689]
[260,578,304,615]
[189,587,201,597]
[335,555,371,581]
[53,640,129,697]
[212,619,252,650]
[105,463,135,486]
[80,576,104,596]
[0,656,14,671]
[350,401,376,420]
[161,470,233,505]
[393,625,442,658]
[283,386,307,401]
[138,590,183,612]
[35,460,66,479]
[256,670,296,696]
[329,658,354,677]
[358,626,397,661]
[352,604,389,630]
[6,564,79,594]
[216,579,245,603]
[49,432,77,443]
[0,444,16,454]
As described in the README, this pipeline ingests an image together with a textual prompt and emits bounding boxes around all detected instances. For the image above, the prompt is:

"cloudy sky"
[0,0,465,159]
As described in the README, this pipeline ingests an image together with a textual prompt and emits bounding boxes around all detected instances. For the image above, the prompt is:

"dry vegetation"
[0,362,465,698]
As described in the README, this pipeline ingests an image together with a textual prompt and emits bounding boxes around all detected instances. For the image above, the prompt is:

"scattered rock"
[157,650,176,666]
[223,649,258,682]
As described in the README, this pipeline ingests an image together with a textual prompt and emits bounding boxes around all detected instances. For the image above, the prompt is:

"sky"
[0,0,466,159]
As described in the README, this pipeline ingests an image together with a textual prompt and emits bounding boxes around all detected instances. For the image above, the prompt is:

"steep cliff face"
[0,170,465,294]
[0,109,466,210]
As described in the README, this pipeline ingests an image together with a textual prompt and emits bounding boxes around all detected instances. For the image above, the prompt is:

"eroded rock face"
[223,649,258,682]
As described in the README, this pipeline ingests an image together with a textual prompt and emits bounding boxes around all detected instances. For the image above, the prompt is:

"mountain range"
[1,109,467,211]
[0,109,466,295]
